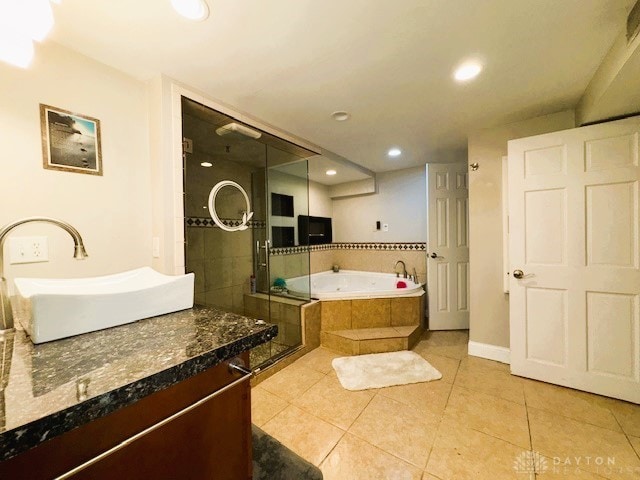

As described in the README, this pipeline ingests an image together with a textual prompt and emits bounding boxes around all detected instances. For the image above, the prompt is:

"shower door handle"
[257,240,269,268]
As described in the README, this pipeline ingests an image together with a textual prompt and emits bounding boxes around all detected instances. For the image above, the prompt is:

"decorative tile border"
[269,242,426,256]
[270,246,311,255]
[185,219,427,255]
[331,242,426,251]
[186,217,266,228]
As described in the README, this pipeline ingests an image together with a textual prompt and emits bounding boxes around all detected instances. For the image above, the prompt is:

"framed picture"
[40,104,102,175]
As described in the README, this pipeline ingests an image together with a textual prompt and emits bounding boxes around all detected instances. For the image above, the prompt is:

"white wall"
[332,166,426,242]
[309,181,332,218]
[0,42,152,288]
[468,110,576,349]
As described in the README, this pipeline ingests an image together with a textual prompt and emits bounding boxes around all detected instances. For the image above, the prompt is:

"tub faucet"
[0,217,88,333]
[394,260,407,279]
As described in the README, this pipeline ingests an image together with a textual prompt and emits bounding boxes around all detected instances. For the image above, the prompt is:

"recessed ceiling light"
[331,111,351,122]
[200,161,213,167]
[453,61,483,82]
[326,169,337,176]
[171,0,209,21]
[387,148,402,157]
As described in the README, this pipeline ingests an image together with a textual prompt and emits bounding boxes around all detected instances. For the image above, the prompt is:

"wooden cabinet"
[0,353,252,480]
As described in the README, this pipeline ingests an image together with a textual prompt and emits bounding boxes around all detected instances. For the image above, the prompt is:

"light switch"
[382,223,389,232]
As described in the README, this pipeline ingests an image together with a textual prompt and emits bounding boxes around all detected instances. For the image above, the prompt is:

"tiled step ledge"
[321,325,422,356]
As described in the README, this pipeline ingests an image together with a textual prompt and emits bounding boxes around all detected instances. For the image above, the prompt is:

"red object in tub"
[396,281,407,288]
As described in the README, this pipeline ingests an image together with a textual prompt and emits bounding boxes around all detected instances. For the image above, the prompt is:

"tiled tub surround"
[320,296,424,355]
[0,306,277,461]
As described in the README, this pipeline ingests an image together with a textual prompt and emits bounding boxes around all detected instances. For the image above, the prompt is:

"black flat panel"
[298,216,332,245]
[271,193,294,217]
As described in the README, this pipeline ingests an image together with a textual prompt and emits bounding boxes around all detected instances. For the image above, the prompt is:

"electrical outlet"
[9,236,49,264]
[382,223,389,232]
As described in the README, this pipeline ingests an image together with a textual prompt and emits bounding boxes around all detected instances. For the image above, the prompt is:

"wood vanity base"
[0,352,252,480]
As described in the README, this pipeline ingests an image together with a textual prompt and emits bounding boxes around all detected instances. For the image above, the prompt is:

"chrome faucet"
[0,217,88,332]
[394,260,407,279]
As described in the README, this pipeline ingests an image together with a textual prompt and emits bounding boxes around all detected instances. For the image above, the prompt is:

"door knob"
[513,269,524,279]
[430,252,438,259]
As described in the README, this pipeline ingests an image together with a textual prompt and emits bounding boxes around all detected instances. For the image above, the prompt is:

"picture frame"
[40,104,103,176]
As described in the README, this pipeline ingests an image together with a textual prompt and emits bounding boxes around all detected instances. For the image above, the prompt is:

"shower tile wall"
[187,226,252,314]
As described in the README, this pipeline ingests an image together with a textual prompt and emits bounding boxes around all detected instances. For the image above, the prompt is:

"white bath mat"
[332,351,442,391]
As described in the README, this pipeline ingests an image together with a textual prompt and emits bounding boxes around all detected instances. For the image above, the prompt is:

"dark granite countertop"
[0,306,277,462]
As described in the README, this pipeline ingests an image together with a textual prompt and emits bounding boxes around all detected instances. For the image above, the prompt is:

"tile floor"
[252,330,640,480]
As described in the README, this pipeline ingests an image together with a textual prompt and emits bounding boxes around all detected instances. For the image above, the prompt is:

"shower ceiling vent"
[215,122,262,140]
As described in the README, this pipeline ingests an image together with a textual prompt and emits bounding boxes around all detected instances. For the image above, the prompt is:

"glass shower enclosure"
[181,98,313,368]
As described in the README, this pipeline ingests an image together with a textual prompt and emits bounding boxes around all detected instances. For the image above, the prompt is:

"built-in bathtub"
[287,270,425,355]
[287,270,423,301]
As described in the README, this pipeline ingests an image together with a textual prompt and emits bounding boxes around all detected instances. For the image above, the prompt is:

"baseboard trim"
[467,341,511,364]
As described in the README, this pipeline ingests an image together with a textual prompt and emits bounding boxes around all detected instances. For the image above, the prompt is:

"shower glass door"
[181,97,312,369]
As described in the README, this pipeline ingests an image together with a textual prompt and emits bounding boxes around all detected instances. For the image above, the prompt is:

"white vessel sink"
[13,267,195,344]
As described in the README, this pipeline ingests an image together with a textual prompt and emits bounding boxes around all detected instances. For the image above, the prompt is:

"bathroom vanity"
[0,306,276,479]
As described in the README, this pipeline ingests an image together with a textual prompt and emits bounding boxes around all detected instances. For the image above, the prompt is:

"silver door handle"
[513,269,524,279]
[257,240,269,269]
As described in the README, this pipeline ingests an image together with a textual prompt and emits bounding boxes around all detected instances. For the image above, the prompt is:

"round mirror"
[207,180,254,232]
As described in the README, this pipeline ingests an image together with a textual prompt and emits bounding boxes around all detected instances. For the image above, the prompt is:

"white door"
[426,163,470,330]
[509,116,640,403]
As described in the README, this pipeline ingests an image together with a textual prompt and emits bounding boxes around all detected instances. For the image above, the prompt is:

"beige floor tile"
[293,346,342,374]
[528,407,640,480]
[320,433,423,480]
[259,364,324,402]
[629,436,640,458]
[379,380,452,423]
[425,418,533,480]
[348,394,438,469]
[523,380,621,432]
[251,386,289,427]
[607,400,640,438]
[292,374,374,430]
[533,456,608,478]
[454,361,524,405]
[421,330,469,346]
[422,474,444,480]
[414,342,468,360]
[443,385,530,449]
[459,355,510,373]
[262,405,344,466]
[412,351,460,384]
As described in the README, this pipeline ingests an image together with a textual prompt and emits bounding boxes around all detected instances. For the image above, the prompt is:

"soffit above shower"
[182,98,373,186]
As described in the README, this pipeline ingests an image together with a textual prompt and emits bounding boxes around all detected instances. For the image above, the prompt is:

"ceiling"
[48,0,634,172]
